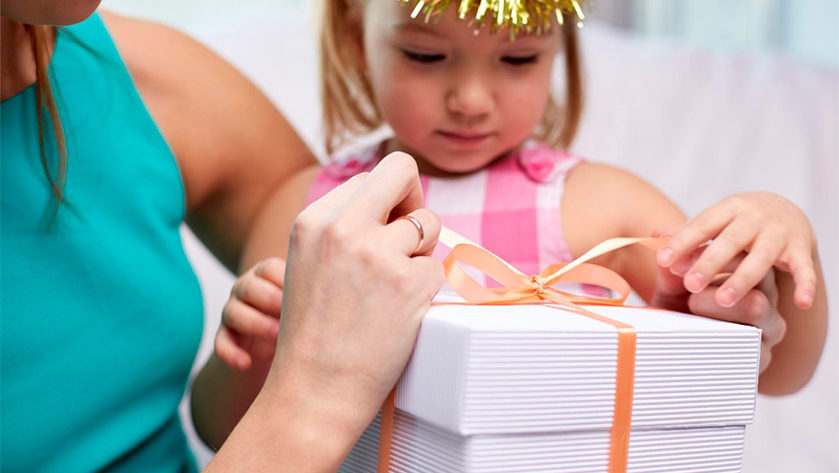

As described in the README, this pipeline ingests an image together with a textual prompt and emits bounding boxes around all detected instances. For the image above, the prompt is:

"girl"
[209,0,828,440]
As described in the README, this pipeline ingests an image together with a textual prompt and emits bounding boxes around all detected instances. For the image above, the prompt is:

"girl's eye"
[402,49,446,63]
[502,54,539,66]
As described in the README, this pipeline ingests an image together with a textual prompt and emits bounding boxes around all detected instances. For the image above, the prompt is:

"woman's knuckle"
[388,265,411,291]
[291,211,318,239]
[355,242,378,268]
[321,220,353,252]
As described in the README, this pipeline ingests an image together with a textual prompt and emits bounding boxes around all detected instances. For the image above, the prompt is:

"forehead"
[364,0,558,45]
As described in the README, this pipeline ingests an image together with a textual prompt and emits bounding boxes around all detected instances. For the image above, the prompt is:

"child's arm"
[562,163,828,396]
[191,164,322,450]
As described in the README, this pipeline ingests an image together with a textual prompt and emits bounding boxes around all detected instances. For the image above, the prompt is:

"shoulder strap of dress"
[323,142,383,180]
[515,141,583,183]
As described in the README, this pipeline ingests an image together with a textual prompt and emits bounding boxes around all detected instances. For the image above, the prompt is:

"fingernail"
[799,290,814,309]
[685,272,705,293]
[671,260,689,276]
[658,248,674,266]
[719,288,737,307]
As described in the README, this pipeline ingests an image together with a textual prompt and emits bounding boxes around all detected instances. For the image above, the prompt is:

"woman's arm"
[101,11,322,448]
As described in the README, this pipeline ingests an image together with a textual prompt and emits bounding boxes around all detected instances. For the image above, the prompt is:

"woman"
[1,1,443,471]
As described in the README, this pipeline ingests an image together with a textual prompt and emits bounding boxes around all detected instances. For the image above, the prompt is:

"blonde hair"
[25,24,68,211]
[319,0,584,155]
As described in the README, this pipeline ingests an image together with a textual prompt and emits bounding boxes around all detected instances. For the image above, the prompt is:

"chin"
[425,149,502,175]
[12,0,102,26]
[55,0,101,25]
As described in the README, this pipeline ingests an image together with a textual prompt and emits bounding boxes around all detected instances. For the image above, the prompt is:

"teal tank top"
[2,13,204,472]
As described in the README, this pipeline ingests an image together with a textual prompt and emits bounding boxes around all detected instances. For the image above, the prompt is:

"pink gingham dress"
[307,141,596,293]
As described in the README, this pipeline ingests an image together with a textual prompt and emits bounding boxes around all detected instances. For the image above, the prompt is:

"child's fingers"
[682,221,759,294]
[222,298,280,341]
[214,326,252,371]
[657,209,733,267]
[253,257,286,289]
[231,276,284,318]
[713,232,785,307]
[668,247,705,277]
[782,244,818,309]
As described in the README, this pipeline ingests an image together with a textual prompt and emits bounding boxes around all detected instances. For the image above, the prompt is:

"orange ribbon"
[376,228,666,473]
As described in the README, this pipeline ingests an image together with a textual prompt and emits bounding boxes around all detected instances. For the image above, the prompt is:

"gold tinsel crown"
[400,0,589,35]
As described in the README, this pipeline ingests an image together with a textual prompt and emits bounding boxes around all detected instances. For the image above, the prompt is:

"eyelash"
[401,50,540,66]
[402,50,446,63]
[502,55,539,66]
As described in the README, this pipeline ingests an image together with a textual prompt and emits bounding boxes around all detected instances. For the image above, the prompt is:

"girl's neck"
[1,17,54,101]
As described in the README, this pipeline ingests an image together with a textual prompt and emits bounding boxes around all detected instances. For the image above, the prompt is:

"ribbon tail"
[376,387,396,473]
[608,326,636,473]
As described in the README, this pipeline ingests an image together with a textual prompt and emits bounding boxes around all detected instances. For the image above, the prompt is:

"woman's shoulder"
[100,10,316,210]
[99,12,203,94]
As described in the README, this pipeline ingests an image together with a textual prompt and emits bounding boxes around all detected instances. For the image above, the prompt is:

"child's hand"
[655,192,817,310]
[215,258,286,371]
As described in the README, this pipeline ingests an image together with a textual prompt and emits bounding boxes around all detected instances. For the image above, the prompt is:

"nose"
[446,73,494,119]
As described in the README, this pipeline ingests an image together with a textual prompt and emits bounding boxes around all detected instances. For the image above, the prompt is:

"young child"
[213,0,827,397]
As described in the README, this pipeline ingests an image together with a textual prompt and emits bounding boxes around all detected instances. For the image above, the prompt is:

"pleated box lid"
[393,304,761,436]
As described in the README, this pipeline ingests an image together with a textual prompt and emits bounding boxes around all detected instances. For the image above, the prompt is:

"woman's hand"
[270,152,444,420]
[208,152,444,472]
[215,258,286,371]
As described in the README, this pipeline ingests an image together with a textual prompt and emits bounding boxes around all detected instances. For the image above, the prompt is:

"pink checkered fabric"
[307,141,590,291]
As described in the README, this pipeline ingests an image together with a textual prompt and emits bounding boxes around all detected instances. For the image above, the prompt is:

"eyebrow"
[393,22,444,38]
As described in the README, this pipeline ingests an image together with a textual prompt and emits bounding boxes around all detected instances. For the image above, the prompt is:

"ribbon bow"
[376,227,666,473]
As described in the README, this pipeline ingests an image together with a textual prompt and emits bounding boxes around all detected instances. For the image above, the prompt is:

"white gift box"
[340,304,761,473]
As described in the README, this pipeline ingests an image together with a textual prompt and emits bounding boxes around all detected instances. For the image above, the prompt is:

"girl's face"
[361,0,561,175]
[1,0,101,25]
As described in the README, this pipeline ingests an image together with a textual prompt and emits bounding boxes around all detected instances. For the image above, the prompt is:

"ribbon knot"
[530,275,546,297]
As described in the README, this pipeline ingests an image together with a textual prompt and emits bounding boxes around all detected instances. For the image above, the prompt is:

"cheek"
[499,69,553,136]
[370,63,441,140]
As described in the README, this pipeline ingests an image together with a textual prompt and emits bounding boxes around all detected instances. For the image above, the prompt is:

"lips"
[437,130,495,147]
